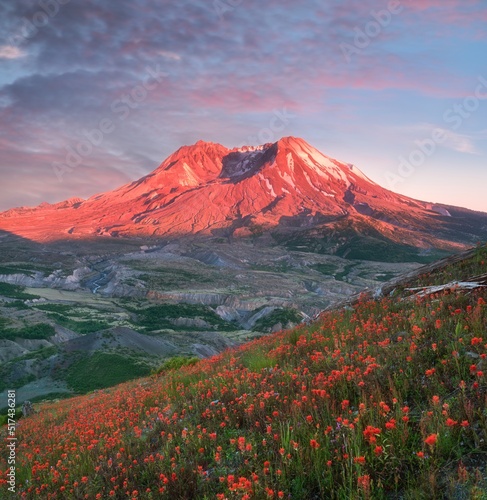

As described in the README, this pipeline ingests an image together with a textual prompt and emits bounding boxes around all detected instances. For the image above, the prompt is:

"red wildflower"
[424,434,437,446]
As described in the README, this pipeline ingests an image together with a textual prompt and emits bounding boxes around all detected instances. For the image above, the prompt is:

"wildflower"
[446,418,457,427]
[310,439,320,449]
[457,462,468,483]
[363,426,381,444]
[374,445,383,456]
[424,434,438,447]
[357,475,371,491]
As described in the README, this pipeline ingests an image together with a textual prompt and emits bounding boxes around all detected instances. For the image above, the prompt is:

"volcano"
[1,137,486,260]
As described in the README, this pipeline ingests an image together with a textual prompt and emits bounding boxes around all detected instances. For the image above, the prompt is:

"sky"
[0,0,486,212]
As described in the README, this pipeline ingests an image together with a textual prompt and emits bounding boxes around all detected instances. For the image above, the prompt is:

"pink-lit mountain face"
[1,137,486,260]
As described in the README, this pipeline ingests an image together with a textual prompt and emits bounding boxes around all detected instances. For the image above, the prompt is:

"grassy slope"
[1,247,487,499]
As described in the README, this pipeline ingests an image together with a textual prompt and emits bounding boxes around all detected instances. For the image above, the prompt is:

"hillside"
[1,245,487,498]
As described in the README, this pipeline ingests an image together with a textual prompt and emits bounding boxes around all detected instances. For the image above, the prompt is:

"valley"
[0,233,420,407]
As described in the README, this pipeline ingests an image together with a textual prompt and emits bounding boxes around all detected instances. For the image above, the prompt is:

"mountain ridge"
[1,137,486,259]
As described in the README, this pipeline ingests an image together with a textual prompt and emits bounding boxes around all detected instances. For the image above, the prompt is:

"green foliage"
[0,282,40,300]
[334,263,357,281]
[45,312,110,334]
[3,300,29,309]
[133,267,211,288]
[153,356,199,374]
[309,263,339,275]
[252,307,302,331]
[336,237,449,263]
[34,303,73,314]
[0,408,22,427]
[240,349,274,371]
[0,323,55,340]
[0,263,54,276]
[0,373,36,392]
[65,352,151,393]
[0,315,11,329]
[135,303,235,331]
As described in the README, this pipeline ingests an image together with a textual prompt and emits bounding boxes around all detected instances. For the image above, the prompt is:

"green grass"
[252,307,302,331]
[65,352,151,393]
[0,408,22,427]
[406,244,487,288]
[153,355,200,374]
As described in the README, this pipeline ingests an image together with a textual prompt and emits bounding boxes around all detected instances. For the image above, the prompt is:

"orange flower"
[310,439,320,449]
[424,434,437,446]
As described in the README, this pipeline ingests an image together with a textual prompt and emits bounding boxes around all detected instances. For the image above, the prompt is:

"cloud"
[0,0,485,210]
[157,50,182,61]
[0,45,26,59]
[440,129,478,154]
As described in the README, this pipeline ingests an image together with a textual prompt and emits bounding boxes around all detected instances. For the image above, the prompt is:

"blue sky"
[0,0,486,211]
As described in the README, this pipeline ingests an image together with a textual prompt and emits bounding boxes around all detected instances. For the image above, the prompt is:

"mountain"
[1,137,487,260]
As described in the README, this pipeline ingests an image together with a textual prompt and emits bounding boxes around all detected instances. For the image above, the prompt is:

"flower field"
[2,247,487,499]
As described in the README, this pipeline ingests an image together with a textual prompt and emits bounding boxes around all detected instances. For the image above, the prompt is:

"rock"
[171,317,212,329]
[243,306,276,330]
[21,401,35,417]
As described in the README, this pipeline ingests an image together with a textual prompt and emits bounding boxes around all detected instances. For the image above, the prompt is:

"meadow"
[1,246,487,498]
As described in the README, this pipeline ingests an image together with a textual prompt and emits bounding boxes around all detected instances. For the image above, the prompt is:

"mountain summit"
[1,137,486,259]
